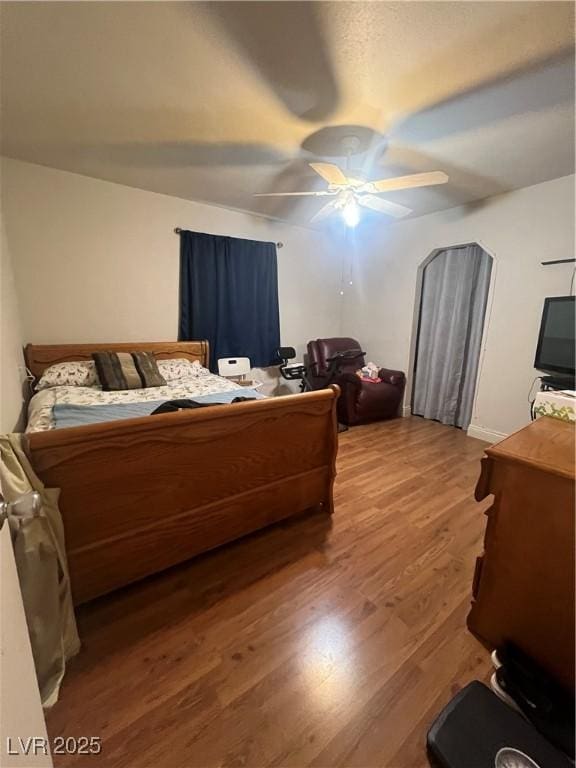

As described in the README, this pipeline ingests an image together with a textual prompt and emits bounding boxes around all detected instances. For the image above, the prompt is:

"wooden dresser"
[468,416,575,693]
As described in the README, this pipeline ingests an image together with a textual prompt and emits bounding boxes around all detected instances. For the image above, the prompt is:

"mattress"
[27,374,264,433]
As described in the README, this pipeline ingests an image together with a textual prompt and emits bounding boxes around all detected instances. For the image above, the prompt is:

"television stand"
[540,374,575,391]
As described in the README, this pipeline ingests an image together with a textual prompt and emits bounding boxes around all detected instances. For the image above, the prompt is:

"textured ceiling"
[1,1,574,227]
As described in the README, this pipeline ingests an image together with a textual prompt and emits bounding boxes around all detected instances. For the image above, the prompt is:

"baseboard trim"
[401,409,507,443]
[467,425,507,443]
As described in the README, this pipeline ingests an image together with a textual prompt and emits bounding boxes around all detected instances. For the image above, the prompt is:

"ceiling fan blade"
[358,195,412,219]
[203,3,339,122]
[253,190,335,197]
[310,197,343,223]
[309,162,348,186]
[366,171,449,194]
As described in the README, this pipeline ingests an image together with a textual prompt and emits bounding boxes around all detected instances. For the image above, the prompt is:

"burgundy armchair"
[306,337,406,426]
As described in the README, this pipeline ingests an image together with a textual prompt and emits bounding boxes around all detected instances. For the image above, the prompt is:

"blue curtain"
[178,230,281,371]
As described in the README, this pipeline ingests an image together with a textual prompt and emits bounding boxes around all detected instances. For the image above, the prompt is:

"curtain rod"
[174,227,283,248]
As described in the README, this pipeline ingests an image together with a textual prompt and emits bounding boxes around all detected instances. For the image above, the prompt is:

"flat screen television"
[534,295,575,377]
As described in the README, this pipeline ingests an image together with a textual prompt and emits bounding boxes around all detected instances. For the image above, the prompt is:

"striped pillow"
[92,352,166,391]
[132,352,167,388]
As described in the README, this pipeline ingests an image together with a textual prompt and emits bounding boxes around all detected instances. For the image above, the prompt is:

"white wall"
[342,174,575,440]
[0,209,26,432]
[1,157,343,398]
[0,524,52,767]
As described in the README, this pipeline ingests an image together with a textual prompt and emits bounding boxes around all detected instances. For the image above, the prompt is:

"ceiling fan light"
[342,198,360,228]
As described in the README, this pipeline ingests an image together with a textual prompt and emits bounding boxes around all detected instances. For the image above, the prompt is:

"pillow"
[157,358,210,381]
[93,352,166,391]
[132,351,167,388]
[35,361,98,391]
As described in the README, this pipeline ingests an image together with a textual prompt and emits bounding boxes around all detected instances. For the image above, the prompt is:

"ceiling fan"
[254,137,448,227]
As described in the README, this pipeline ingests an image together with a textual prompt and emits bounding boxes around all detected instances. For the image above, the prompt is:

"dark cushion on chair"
[309,337,366,377]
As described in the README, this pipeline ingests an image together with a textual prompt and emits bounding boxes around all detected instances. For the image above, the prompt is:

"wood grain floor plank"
[46,417,492,767]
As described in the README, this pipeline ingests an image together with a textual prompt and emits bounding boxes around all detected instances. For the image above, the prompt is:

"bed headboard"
[24,341,210,380]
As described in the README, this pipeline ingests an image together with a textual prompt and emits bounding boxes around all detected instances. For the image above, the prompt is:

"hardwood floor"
[46,417,493,767]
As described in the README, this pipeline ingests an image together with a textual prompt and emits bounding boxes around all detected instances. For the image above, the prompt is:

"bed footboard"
[26,387,339,604]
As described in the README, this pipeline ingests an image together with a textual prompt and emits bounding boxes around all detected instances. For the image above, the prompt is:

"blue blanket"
[52,388,264,429]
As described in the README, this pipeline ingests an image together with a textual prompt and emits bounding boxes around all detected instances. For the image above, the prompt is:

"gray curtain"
[412,244,492,429]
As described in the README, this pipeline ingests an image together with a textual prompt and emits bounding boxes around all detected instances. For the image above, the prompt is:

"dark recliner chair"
[307,337,406,426]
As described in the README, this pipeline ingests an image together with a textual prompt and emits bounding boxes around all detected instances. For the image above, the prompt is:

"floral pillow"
[35,361,98,391]
[157,358,211,382]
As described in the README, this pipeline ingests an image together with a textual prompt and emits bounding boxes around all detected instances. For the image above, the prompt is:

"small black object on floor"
[427,681,572,768]
[493,644,575,758]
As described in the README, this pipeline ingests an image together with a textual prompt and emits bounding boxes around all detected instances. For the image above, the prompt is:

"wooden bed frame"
[24,342,339,605]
